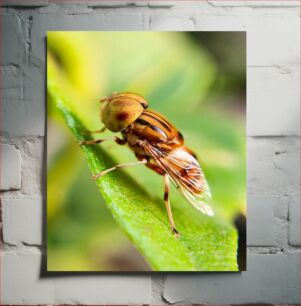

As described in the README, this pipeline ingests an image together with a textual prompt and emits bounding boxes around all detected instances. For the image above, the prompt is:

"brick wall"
[0,0,300,304]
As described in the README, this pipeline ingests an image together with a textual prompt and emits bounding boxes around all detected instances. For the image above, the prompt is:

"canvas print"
[47,32,246,271]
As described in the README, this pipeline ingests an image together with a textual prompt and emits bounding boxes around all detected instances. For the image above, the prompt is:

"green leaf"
[48,80,238,271]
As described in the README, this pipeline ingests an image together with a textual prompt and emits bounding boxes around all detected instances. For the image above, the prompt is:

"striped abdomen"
[130,109,184,149]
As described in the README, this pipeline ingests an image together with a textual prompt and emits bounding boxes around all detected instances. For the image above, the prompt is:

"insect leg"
[163,174,180,238]
[79,136,126,146]
[92,159,147,180]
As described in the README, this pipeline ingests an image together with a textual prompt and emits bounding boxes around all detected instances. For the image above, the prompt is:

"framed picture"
[47,31,246,272]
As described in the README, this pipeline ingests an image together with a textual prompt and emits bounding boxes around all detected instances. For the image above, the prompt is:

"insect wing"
[145,144,214,216]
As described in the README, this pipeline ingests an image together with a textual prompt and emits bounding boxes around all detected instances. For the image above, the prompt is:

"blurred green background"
[47,32,246,271]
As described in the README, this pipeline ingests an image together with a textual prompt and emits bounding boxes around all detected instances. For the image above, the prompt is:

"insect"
[80,92,214,237]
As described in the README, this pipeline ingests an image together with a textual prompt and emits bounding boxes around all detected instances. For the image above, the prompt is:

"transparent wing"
[144,143,214,216]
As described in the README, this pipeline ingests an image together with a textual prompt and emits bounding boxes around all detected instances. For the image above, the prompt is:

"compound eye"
[118,92,148,109]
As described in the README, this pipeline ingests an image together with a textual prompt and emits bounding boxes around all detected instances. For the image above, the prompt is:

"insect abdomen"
[132,110,183,147]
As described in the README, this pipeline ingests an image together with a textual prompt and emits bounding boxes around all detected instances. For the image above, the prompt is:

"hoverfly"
[80,92,214,237]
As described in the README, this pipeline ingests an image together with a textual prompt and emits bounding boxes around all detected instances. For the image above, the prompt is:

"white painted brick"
[86,0,175,7]
[20,137,44,196]
[194,11,300,67]
[31,13,142,65]
[2,251,151,304]
[248,195,273,246]
[248,195,287,246]
[38,3,93,14]
[248,66,300,136]
[149,15,194,30]
[102,12,143,30]
[0,143,21,191]
[1,65,45,136]
[2,13,23,65]
[87,0,148,7]
[248,137,299,196]
[163,253,300,304]
[151,274,164,304]
[86,0,134,6]
[0,0,48,6]
[64,0,148,7]
[2,198,42,246]
[2,252,54,304]
[133,1,149,6]
[1,66,23,136]
[289,193,300,246]
[22,65,46,136]
[247,14,299,67]
[148,1,176,7]
[0,66,22,101]
[53,273,150,304]
[207,0,300,7]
